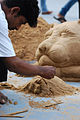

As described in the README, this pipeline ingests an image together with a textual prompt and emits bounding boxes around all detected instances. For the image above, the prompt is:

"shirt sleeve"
[0,4,15,57]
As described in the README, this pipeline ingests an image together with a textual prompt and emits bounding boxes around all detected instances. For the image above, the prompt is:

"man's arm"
[1,56,56,79]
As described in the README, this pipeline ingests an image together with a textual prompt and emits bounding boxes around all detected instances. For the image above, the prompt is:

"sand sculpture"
[35,20,80,81]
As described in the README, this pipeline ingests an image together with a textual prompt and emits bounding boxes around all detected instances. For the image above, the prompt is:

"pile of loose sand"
[19,76,79,97]
[0,76,79,97]
[9,17,51,61]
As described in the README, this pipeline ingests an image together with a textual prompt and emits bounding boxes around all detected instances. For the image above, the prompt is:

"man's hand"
[0,92,8,104]
[38,66,56,79]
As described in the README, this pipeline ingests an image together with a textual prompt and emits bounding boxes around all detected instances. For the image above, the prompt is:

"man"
[0,0,56,104]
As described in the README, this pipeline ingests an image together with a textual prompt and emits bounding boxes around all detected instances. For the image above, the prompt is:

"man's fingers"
[0,99,6,104]
[0,92,8,104]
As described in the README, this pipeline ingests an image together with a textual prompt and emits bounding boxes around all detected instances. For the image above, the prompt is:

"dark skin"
[0,92,8,104]
[0,1,56,104]
[2,57,56,79]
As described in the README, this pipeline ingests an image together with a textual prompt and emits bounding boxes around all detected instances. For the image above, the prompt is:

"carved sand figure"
[36,20,80,81]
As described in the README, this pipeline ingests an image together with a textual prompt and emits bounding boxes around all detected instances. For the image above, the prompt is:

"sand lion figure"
[36,20,80,81]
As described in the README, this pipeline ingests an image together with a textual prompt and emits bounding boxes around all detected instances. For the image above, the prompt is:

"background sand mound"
[9,17,51,61]
[20,76,78,97]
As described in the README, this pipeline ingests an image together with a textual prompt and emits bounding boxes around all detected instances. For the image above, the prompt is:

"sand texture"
[35,20,80,81]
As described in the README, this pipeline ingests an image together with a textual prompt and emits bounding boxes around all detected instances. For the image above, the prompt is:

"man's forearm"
[1,56,56,79]
[2,57,40,77]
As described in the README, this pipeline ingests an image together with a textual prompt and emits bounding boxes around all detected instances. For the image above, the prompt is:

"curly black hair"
[3,0,40,27]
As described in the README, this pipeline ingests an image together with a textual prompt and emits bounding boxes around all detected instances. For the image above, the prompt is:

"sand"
[1,18,79,97]
[0,76,79,97]
[35,20,80,81]
[9,17,51,61]
[18,76,79,97]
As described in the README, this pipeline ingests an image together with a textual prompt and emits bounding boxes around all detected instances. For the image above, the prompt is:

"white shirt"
[0,4,15,57]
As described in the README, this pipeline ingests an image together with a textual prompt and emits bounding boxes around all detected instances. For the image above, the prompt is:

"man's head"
[1,0,39,30]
